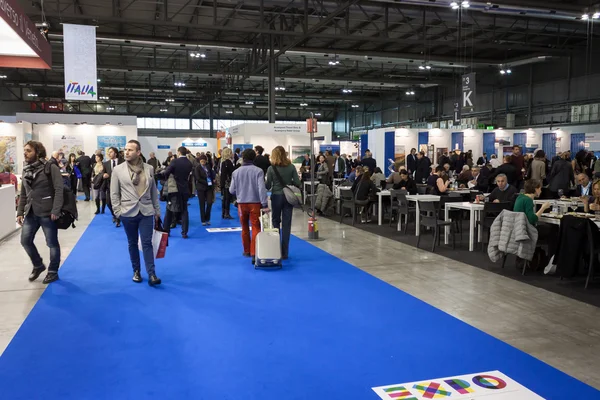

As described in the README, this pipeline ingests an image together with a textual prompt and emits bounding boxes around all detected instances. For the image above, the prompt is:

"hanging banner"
[63,24,97,101]
[462,73,476,114]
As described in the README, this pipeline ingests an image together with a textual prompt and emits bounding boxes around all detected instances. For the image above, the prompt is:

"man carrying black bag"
[17,141,64,284]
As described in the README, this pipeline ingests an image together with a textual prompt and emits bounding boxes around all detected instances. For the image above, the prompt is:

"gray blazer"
[110,162,160,218]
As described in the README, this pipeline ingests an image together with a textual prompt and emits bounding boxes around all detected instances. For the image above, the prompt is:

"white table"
[376,190,391,225]
[406,194,440,236]
[444,202,484,251]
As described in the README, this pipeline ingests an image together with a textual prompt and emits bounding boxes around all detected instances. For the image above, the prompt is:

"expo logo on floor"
[372,370,544,399]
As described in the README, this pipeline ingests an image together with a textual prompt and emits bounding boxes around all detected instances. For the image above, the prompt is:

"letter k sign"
[463,91,473,107]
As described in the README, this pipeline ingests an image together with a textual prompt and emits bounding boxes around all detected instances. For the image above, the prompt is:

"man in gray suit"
[110,140,162,286]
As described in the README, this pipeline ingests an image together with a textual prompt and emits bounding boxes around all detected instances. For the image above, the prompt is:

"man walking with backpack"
[17,141,64,284]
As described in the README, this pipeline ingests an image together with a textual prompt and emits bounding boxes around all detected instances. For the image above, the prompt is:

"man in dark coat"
[103,146,125,227]
[76,150,92,201]
[253,145,271,175]
[406,148,418,175]
[163,146,193,238]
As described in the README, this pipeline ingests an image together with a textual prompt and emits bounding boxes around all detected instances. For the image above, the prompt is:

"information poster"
[0,136,17,173]
[290,146,311,164]
[53,134,84,157]
[373,370,544,400]
[394,144,406,167]
[97,136,126,154]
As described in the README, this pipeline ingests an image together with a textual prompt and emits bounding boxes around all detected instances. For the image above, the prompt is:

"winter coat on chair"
[315,183,335,215]
[488,210,539,262]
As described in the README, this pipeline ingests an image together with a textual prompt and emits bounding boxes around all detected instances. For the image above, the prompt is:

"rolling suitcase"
[255,211,282,269]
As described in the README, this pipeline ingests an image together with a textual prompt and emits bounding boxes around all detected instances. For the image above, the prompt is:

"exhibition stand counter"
[0,185,19,241]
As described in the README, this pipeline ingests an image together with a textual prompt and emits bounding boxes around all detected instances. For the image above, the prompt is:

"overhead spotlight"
[0,75,7,79]
[160,108,168,112]
[300,102,308,107]
[99,96,109,100]
[351,104,360,108]
[106,106,115,111]
[174,82,186,87]
[500,69,506,75]
[450,1,459,9]
[225,110,233,114]
[425,65,432,70]
[506,69,512,74]
[594,13,600,19]
[97,78,101,82]
[410,91,415,95]
[245,101,254,105]
[165,98,175,102]
[27,93,38,97]
[315,113,322,116]
[275,86,286,91]
[342,89,353,93]
[419,65,425,70]
[190,52,206,58]
[406,91,415,95]
[461,1,469,8]
[328,60,340,66]
[582,14,589,20]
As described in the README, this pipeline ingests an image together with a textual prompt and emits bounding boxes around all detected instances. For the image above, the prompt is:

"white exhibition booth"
[138,136,218,162]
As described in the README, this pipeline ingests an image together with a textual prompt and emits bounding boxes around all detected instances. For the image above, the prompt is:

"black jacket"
[147,157,160,171]
[470,173,488,192]
[491,163,519,186]
[438,155,450,168]
[414,157,431,184]
[220,159,235,188]
[195,164,216,191]
[555,216,599,278]
[254,154,271,175]
[361,157,377,173]
[393,178,417,194]
[548,159,574,193]
[406,154,418,173]
[76,155,92,176]
[351,176,378,202]
[165,156,193,195]
[572,183,593,197]
[17,162,64,218]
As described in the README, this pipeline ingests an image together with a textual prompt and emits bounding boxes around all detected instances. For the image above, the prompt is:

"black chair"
[439,196,465,241]
[388,189,408,227]
[339,188,358,226]
[416,201,455,252]
[391,191,415,234]
[585,222,599,289]
[417,184,428,195]
[478,202,512,251]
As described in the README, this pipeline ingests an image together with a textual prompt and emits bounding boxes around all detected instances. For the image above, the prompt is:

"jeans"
[120,212,156,275]
[21,213,61,272]
[221,188,232,217]
[238,203,261,256]
[198,188,214,223]
[164,192,189,234]
[271,194,293,258]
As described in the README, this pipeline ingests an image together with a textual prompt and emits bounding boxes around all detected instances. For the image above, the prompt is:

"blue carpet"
[0,196,598,399]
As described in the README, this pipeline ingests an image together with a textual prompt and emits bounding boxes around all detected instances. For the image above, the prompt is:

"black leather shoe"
[182,233,188,239]
[251,257,255,265]
[148,275,162,286]
[42,272,59,284]
[28,266,46,282]
[132,270,142,283]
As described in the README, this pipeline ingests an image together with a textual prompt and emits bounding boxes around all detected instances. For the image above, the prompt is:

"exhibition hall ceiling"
[0,0,598,118]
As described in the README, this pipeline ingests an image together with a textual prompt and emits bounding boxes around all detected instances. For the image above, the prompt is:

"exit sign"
[486,126,495,130]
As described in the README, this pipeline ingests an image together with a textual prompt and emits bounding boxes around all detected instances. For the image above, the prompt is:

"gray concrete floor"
[1,204,599,390]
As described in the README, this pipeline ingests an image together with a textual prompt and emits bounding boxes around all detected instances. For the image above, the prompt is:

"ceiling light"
[425,65,432,70]
[410,91,415,95]
[315,113,322,116]
[190,52,206,58]
[582,14,589,20]
[275,86,286,91]
[166,98,175,102]
[351,104,360,108]
[225,110,233,114]
[99,96,109,100]
[106,106,115,111]
[506,69,512,74]
[97,78,101,82]
[174,82,186,87]
[500,69,506,75]
[300,102,308,107]
[594,13,600,19]
[419,65,425,70]
[450,1,459,9]
[461,1,470,8]
[160,108,168,112]
[0,75,7,79]
[328,60,340,66]
[245,101,254,105]
[27,93,38,97]
[342,89,353,93]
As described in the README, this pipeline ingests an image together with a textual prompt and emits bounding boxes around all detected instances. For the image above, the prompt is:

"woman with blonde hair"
[266,146,300,260]
[220,147,235,219]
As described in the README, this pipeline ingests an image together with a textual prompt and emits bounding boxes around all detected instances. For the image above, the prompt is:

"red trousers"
[238,203,262,256]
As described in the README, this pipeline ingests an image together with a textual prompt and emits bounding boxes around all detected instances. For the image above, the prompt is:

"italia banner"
[63,24,97,101]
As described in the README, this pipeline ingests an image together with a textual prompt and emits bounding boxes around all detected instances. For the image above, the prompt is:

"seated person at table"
[583,180,600,213]
[371,167,386,189]
[572,173,592,198]
[387,165,405,185]
[457,165,472,187]
[513,179,557,259]
[427,166,450,195]
[392,169,417,194]
[488,174,518,204]
[468,167,488,192]
[351,170,379,223]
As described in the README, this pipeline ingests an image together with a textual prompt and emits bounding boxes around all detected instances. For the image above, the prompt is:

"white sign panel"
[63,24,97,101]
[372,370,544,400]
[206,227,242,233]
